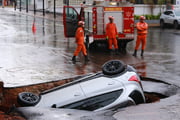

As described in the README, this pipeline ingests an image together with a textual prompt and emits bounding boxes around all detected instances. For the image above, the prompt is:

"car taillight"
[128,75,143,89]
[128,75,140,83]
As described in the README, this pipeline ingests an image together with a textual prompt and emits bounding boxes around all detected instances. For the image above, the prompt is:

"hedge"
[134,13,161,20]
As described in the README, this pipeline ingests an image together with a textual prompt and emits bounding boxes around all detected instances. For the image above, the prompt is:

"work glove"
[116,35,118,40]
[106,36,108,41]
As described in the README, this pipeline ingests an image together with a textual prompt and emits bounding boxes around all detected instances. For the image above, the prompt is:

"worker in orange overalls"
[72,21,89,62]
[133,16,148,57]
[106,16,119,54]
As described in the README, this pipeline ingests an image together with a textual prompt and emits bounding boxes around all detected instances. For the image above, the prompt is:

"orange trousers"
[135,35,147,50]
[108,38,118,49]
[73,44,87,56]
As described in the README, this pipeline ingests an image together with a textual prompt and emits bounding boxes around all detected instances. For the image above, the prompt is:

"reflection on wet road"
[0,8,180,88]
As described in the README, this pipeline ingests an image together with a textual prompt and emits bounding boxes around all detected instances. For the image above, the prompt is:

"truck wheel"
[89,42,97,51]
[102,60,125,75]
[17,92,40,106]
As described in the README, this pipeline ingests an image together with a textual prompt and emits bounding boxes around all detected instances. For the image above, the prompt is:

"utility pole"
[26,0,28,13]
[20,0,21,11]
[34,0,36,14]
[67,0,69,6]
[54,0,56,18]
[43,0,45,16]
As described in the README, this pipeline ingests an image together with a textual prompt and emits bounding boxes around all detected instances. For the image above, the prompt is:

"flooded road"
[0,8,180,120]
[0,8,180,87]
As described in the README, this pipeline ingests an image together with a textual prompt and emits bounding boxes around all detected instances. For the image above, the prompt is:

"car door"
[80,77,123,97]
[35,83,85,107]
[63,6,79,37]
[167,11,175,24]
[164,11,174,24]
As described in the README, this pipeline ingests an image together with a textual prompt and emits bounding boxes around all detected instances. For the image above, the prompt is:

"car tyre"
[17,92,40,106]
[129,91,145,104]
[174,21,179,29]
[102,60,125,75]
[160,20,165,29]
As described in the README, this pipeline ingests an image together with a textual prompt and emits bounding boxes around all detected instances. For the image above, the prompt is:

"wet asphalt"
[0,7,180,120]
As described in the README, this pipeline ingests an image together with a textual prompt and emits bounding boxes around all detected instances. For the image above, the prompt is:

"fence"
[15,0,180,15]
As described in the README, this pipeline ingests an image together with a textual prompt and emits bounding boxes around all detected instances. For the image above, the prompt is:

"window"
[65,7,78,19]
[59,89,123,111]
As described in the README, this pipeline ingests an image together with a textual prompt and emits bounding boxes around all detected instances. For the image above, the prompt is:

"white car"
[160,9,180,29]
[17,60,145,111]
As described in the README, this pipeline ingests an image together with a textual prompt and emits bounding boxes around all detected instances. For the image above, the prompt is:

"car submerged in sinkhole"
[17,60,146,111]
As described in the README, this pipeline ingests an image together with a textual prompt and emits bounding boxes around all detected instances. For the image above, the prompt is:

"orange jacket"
[75,27,85,44]
[136,22,148,35]
[106,23,118,39]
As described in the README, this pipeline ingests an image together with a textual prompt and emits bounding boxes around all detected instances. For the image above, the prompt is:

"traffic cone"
[32,22,36,34]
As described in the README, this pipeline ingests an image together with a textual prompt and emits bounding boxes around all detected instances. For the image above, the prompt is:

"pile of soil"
[0,111,25,120]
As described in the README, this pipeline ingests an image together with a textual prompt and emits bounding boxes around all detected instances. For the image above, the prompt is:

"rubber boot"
[132,50,137,57]
[141,50,144,57]
[84,55,89,62]
[72,56,76,62]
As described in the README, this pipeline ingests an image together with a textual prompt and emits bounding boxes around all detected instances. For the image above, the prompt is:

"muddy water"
[0,8,180,88]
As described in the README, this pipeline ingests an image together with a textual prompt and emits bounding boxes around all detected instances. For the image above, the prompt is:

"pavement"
[3,7,180,120]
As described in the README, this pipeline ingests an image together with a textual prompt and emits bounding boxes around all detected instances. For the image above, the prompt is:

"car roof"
[40,72,104,95]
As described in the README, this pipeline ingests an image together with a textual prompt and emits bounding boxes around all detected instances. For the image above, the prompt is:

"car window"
[164,11,173,15]
[169,11,173,15]
[59,89,123,111]
[36,84,85,107]
[164,11,169,15]
[65,7,78,19]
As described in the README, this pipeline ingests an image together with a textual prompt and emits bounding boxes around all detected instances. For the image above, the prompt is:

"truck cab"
[63,0,134,50]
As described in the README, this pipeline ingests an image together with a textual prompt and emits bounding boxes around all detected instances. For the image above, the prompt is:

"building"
[3,0,179,15]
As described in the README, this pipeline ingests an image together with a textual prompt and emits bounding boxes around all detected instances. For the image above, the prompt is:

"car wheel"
[17,92,40,106]
[160,20,165,29]
[174,21,179,29]
[129,91,145,104]
[102,60,125,75]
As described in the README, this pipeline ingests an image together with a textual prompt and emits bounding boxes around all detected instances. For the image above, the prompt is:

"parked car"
[17,60,145,111]
[160,9,180,29]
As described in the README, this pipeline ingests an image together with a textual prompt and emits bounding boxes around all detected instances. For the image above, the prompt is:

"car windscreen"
[174,10,180,16]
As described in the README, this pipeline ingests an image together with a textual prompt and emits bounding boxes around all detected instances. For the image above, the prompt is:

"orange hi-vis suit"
[106,23,118,50]
[135,21,148,50]
[73,27,87,56]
